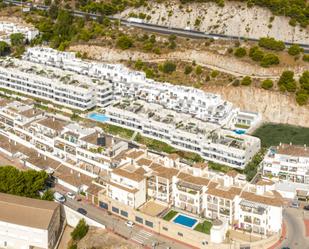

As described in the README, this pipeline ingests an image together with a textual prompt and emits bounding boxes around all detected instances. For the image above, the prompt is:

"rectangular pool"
[88,113,109,123]
[173,214,198,228]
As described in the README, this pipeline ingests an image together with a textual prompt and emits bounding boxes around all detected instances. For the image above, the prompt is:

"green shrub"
[261,79,273,90]
[134,59,144,70]
[10,33,25,46]
[234,47,247,57]
[241,76,252,86]
[184,65,193,74]
[232,79,240,86]
[258,37,285,51]
[260,53,280,67]
[211,70,219,78]
[160,61,176,73]
[288,44,304,56]
[0,41,10,56]
[295,90,309,105]
[303,55,309,62]
[249,46,264,61]
[195,65,202,75]
[299,71,309,91]
[278,71,297,92]
[71,219,89,241]
[116,35,133,50]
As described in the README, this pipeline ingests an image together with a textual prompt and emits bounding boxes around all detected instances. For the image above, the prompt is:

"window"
[135,216,143,224]
[145,220,153,228]
[112,206,119,213]
[178,232,183,237]
[121,210,128,217]
[163,226,168,231]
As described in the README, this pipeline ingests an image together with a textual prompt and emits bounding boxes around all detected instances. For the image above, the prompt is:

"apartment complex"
[0,98,283,242]
[20,47,262,168]
[0,57,113,111]
[0,98,128,192]
[0,21,39,44]
[22,47,261,129]
[262,144,309,185]
[95,148,283,237]
[0,193,61,249]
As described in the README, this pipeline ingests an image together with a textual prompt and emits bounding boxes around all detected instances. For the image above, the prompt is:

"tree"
[234,47,247,58]
[241,76,252,86]
[295,90,308,105]
[249,46,264,61]
[278,71,297,92]
[288,44,304,56]
[10,33,25,46]
[195,65,202,75]
[71,219,89,241]
[299,71,309,92]
[0,41,10,56]
[258,37,285,51]
[116,35,133,50]
[184,65,193,75]
[160,61,176,74]
[260,53,280,67]
[261,79,273,90]
[303,55,309,62]
[41,189,54,201]
[48,4,59,19]
[0,166,48,198]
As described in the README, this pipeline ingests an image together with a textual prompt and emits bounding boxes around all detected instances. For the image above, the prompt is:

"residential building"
[0,21,39,44]
[262,144,309,185]
[106,99,261,169]
[0,193,61,249]
[0,58,112,111]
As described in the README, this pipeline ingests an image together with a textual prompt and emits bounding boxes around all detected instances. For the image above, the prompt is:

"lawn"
[253,123,309,147]
[194,220,212,234]
[163,210,178,221]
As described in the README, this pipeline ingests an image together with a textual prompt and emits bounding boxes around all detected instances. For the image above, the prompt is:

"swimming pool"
[234,129,246,135]
[88,113,109,123]
[173,214,198,228]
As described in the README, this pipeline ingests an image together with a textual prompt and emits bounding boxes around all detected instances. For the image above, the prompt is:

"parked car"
[291,200,300,208]
[125,221,134,227]
[304,205,309,210]
[53,192,66,203]
[77,208,87,216]
[66,192,76,200]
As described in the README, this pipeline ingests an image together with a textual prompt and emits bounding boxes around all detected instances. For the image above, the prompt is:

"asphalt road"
[4,0,309,52]
[281,208,309,249]
[65,198,192,249]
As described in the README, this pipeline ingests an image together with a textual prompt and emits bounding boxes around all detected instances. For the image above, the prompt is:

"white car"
[53,192,66,203]
[125,221,134,228]
[66,192,76,200]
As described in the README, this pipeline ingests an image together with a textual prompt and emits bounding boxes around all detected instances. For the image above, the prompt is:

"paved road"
[4,0,309,52]
[64,198,193,249]
[280,208,309,249]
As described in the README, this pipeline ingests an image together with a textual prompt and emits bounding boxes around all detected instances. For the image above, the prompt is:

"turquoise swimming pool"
[88,113,109,123]
[173,214,198,228]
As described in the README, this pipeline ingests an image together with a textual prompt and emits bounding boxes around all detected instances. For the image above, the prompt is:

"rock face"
[204,86,309,127]
[69,45,306,78]
[116,1,309,44]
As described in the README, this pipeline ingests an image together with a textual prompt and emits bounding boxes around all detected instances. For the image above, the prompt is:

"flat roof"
[0,192,59,230]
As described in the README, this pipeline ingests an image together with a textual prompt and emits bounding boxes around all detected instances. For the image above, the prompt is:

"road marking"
[131,229,153,244]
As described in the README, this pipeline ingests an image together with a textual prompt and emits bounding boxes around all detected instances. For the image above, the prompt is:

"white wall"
[63,205,105,228]
[0,221,48,249]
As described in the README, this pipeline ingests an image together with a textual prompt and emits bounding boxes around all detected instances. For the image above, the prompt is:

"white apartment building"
[0,193,61,249]
[106,99,261,168]
[22,47,261,130]
[108,163,147,209]
[0,21,39,44]
[262,144,309,185]
[0,58,113,111]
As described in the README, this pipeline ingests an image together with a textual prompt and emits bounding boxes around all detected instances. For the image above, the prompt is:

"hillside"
[115,0,309,44]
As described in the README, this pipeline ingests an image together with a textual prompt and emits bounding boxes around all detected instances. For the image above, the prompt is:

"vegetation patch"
[163,210,178,221]
[194,220,212,234]
[253,123,309,147]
